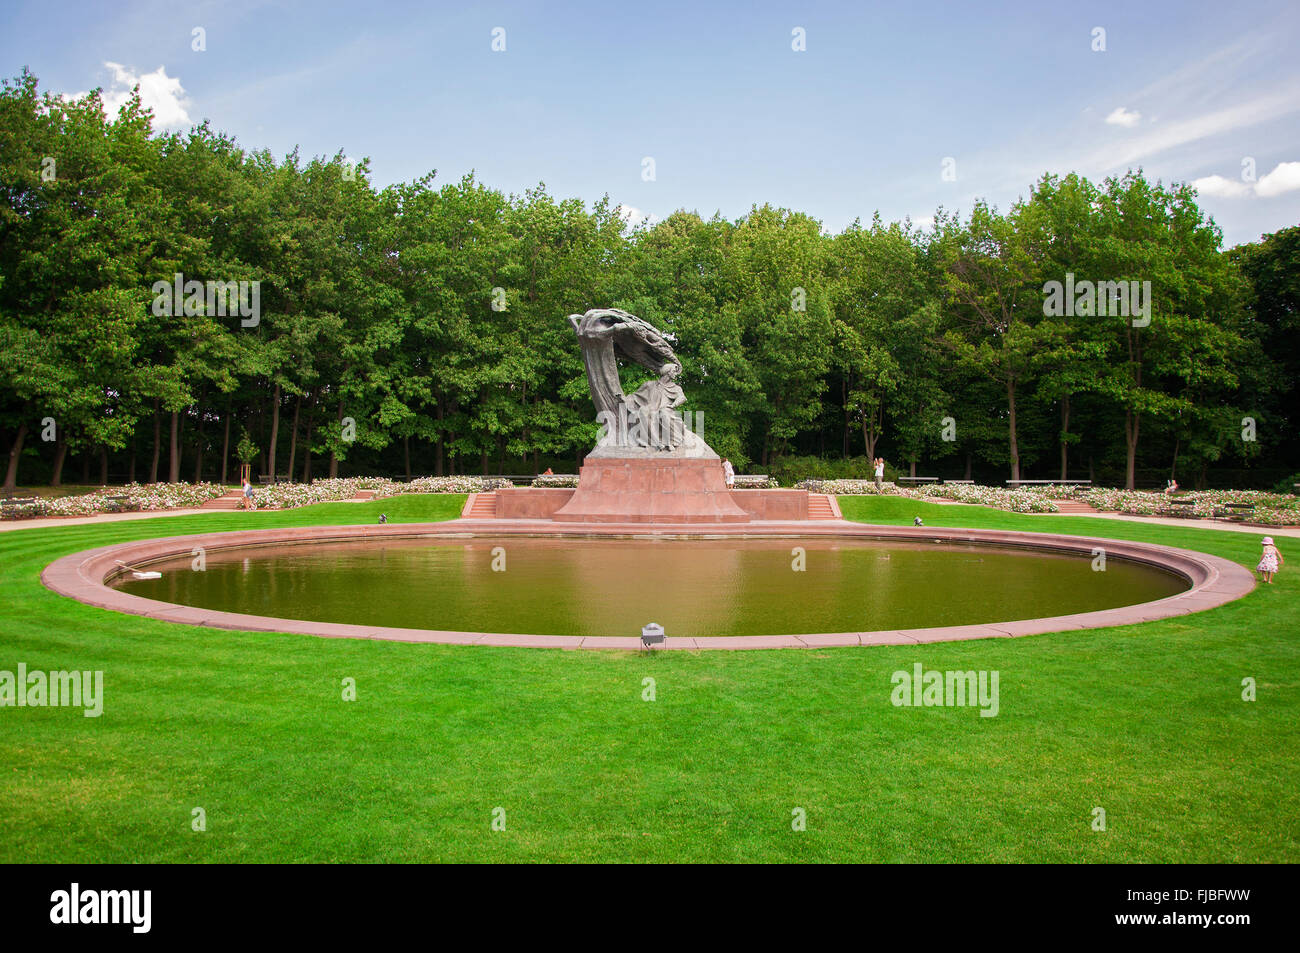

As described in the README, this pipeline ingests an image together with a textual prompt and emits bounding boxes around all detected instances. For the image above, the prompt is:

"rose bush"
[795,480,1059,513]
[1,482,228,519]
[2,476,518,519]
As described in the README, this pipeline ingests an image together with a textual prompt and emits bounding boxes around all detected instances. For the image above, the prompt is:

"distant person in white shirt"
[722,458,735,489]
[874,457,885,490]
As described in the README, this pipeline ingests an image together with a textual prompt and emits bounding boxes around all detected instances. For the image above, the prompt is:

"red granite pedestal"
[551,456,751,523]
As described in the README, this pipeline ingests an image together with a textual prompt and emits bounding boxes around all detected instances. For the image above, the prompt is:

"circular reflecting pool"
[111,537,1188,638]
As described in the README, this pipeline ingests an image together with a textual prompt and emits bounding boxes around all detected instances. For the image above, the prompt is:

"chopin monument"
[551,308,751,523]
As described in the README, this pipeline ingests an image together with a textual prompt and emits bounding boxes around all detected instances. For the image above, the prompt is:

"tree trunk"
[434,396,445,476]
[403,434,411,479]
[168,411,181,483]
[301,413,313,483]
[964,452,972,481]
[1170,436,1180,482]
[81,448,90,484]
[99,446,108,485]
[910,459,917,478]
[267,383,281,481]
[1006,377,1020,483]
[1059,395,1070,481]
[842,378,849,457]
[149,400,161,483]
[3,422,28,494]
[50,437,67,487]
[328,399,342,478]
[287,394,301,484]
[193,406,205,483]
[1124,410,1140,490]
[220,406,231,485]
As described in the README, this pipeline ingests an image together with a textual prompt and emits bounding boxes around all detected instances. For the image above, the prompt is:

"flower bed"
[1081,488,1300,525]
[531,474,580,488]
[794,480,1059,513]
[2,476,516,520]
[1,482,228,519]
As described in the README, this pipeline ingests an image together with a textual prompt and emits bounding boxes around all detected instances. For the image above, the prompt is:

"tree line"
[2,69,1297,493]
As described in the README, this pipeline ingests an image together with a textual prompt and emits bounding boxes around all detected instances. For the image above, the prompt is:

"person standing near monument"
[722,458,735,489]
[874,457,885,490]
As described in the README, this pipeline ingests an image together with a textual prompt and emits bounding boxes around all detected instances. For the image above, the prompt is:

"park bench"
[897,476,939,484]
[1164,498,1197,517]
[943,479,975,485]
[733,474,770,488]
[1005,479,1093,486]
[0,497,36,515]
[1215,502,1255,521]
[103,494,130,513]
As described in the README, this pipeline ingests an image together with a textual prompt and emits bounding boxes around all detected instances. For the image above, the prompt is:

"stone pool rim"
[41,519,1255,650]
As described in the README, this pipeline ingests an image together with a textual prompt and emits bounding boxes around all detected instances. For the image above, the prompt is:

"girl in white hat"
[1256,537,1283,584]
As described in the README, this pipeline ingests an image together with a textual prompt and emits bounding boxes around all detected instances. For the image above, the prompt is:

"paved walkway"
[1026,510,1300,538]
[4,500,1298,538]
[0,508,219,533]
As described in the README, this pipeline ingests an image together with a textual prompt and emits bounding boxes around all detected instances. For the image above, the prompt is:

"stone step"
[464,492,497,518]
[807,493,838,520]
[1051,499,1099,514]
[201,492,246,510]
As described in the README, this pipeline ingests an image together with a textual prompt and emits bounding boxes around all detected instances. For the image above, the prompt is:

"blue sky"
[4,0,1298,246]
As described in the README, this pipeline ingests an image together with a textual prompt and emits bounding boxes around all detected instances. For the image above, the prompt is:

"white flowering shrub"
[1,482,228,519]
[798,479,1058,513]
[531,474,579,488]
[1081,488,1300,525]
[2,475,515,520]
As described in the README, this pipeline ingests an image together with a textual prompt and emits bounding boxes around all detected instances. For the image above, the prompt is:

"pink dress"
[1257,546,1279,572]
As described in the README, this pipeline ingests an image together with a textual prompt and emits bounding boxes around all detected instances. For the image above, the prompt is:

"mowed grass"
[0,493,1296,862]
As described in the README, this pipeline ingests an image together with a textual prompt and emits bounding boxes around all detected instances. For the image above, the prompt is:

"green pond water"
[113,537,1188,637]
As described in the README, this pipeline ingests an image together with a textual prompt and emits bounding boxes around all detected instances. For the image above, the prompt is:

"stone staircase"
[808,493,839,520]
[201,490,246,510]
[1051,499,1099,515]
[463,492,498,519]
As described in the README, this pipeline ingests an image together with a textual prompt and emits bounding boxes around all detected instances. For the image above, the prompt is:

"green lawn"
[0,494,1295,862]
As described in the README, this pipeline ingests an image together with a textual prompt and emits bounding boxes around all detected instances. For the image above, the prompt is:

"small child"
[1256,536,1283,584]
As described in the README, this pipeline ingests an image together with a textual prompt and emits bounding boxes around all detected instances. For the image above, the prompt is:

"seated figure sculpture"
[553,308,751,522]
[567,309,698,453]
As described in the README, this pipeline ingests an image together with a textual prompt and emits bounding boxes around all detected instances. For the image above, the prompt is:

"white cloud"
[616,205,658,228]
[1256,160,1300,197]
[1191,174,1252,198]
[1192,161,1300,199]
[67,62,191,129]
[1105,106,1142,128]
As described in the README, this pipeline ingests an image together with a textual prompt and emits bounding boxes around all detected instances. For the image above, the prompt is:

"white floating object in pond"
[116,559,161,580]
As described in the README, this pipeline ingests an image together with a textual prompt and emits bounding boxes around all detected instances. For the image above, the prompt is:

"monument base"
[551,456,751,523]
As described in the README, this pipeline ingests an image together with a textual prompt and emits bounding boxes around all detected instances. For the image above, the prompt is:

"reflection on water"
[114,537,1187,638]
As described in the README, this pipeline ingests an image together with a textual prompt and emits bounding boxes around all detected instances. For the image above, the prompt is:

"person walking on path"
[1257,536,1284,584]
[874,457,885,490]
[242,479,255,511]
[722,458,735,489]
